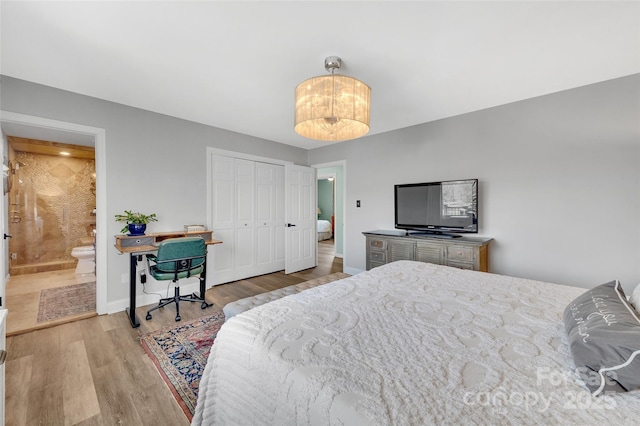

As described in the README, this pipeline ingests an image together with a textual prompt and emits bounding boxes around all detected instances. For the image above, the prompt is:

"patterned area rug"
[140,311,226,421]
[37,281,96,322]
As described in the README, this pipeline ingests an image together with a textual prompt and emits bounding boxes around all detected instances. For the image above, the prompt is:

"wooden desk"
[115,230,222,328]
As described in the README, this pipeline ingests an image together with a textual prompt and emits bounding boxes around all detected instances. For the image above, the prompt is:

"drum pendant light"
[295,56,371,142]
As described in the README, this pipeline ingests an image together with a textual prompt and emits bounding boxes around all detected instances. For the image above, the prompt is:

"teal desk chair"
[145,237,212,322]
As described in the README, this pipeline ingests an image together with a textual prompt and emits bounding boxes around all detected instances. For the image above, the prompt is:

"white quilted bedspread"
[193,261,640,425]
[317,220,332,233]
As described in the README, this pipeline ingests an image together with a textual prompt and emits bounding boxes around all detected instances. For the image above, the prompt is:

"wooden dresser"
[363,230,492,272]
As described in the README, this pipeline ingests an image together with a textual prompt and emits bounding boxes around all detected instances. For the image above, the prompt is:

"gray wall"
[317,179,333,222]
[309,74,640,293]
[3,73,638,303]
[0,75,308,307]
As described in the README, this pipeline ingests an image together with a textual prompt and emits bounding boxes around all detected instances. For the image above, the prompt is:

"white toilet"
[71,245,95,274]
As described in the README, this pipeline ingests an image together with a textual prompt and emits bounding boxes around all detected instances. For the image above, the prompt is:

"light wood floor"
[5,270,97,337]
[5,240,341,426]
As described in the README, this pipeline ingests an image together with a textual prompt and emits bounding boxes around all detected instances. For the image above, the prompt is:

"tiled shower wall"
[8,152,96,275]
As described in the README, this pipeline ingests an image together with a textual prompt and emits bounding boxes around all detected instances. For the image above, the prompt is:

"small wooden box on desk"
[363,230,492,272]
[115,230,215,253]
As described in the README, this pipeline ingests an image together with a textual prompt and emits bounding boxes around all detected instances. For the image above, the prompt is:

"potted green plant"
[115,210,158,235]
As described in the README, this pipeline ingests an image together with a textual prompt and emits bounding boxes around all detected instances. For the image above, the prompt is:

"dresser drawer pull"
[447,246,474,261]
[370,240,386,249]
[371,251,386,262]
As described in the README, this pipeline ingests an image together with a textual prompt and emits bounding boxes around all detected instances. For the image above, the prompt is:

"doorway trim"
[0,111,107,314]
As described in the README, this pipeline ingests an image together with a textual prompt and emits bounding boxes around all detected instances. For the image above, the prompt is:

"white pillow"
[630,283,640,312]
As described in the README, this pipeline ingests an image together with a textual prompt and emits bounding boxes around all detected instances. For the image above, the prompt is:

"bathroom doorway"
[4,137,97,335]
[0,111,107,335]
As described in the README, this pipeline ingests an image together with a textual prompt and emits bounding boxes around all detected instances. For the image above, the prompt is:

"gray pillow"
[563,280,640,396]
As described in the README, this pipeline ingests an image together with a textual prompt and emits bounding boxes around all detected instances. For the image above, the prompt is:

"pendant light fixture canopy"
[295,56,371,142]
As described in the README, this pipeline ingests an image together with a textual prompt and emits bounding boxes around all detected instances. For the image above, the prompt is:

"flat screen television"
[394,179,478,237]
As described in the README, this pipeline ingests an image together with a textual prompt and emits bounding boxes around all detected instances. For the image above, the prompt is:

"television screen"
[394,179,478,235]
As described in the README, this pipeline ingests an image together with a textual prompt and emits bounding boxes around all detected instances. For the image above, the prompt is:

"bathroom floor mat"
[37,281,96,322]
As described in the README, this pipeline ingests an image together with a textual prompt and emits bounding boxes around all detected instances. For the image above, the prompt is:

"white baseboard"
[343,266,364,276]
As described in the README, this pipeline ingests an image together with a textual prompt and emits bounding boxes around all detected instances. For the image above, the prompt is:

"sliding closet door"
[255,162,285,275]
[234,159,256,280]
[210,155,235,284]
[210,153,285,284]
[210,156,256,283]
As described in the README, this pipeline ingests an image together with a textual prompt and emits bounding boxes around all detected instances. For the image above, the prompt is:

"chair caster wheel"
[201,302,208,309]
[175,315,181,322]
[146,313,152,320]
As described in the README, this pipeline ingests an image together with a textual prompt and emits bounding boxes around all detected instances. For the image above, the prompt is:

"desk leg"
[197,260,212,309]
[126,254,140,328]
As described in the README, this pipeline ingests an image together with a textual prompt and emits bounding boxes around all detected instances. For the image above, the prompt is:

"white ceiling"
[1,1,639,150]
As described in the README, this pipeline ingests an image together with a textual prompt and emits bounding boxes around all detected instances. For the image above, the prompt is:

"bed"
[193,261,640,425]
[317,219,333,241]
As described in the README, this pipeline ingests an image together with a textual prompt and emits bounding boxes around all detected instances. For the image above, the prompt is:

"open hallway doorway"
[315,161,345,265]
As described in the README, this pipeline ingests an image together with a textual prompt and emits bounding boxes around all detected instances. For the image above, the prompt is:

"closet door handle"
[0,350,6,365]
[286,223,296,227]
[3,233,11,239]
